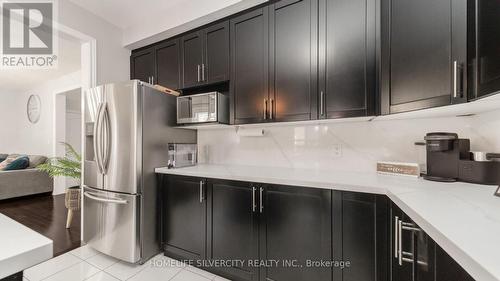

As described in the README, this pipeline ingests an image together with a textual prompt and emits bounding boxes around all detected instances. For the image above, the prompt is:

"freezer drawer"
[83,187,141,263]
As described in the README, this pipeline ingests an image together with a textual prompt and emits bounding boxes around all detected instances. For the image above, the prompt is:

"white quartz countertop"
[156,164,500,281]
[0,213,53,279]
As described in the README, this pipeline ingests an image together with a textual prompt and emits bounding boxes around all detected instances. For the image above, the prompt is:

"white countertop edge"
[386,191,496,281]
[156,165,500,281]
[0,242,52,279]
[155,167,388,195]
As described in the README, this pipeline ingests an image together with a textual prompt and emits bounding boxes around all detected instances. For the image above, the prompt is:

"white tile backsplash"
[198,109,500,173]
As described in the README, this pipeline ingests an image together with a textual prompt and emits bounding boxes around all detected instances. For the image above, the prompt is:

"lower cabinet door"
[163,175,207,261]
[435,246,475,281]
[390,203,415,281]
[260,184,332,281]
[415,230,435,281]
[338,192,389,281]
[207,179,260,281]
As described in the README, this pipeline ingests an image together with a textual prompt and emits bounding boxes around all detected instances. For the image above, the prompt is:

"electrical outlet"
[332,144,342,158]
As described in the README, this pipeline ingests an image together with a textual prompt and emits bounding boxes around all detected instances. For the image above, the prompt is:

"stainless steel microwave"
[177,92,229,124]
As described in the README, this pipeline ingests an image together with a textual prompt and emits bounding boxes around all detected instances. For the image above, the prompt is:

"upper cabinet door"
[181,31,204,88]
[130,48,155,83]
[155,39,181,90]
[205,21,230,84]
[269,0,318,122]
[470,0,500,100]
[320,0,375,119]
[230,8,269,125]
[381,0,467,114]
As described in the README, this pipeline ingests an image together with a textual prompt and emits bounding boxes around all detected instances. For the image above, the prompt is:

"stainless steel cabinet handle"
[397,220,422,266]
[453,61,458,98]
[202,64,205,81]
[263,99,268,120]
[151,76,155,85]
[402,249,415,263]
[84,192,128,204]
[252,186,256,212]
[259,187,264,213]
[270,99,274,120]
[197,65,201,82]
[398,220,403,266]
[320,91,325,116]
[394,216,399,258]
[402,225,421,232]
[199,180,204,203]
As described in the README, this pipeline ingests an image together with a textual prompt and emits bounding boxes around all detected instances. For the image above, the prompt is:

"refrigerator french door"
[83,80,196,264]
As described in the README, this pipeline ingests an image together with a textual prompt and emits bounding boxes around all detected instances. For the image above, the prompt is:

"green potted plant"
[38,142,81,229]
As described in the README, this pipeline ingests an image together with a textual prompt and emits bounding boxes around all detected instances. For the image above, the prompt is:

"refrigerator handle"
[84,191,128,204]
[93,102,104,174]
[101,102,111,174]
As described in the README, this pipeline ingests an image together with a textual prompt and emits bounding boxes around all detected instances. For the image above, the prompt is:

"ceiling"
[0,35,81,94]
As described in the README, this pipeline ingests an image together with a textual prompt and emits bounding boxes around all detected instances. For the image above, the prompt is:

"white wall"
[53,88,82,195]
[0,71,81,156]
[58,0,130,84]
[198,109,500,173]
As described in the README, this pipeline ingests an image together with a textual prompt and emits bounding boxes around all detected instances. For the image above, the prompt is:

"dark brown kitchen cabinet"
[159,175,494,281]
[381,0,467,114]
[334,192,389,281]
[435,245,474,281]
[268,0,318,122]
[468,0,500,100]
[181,31,204,88]
[319,0,376,119]
[260,184,332,281]
[230,8,269,124]
[181,22,230,89]
[130,47,155,84]
[390,203,475,281]
[131,40,181,89]
[162,175,206,261]
[207,179,259,281]
[155,39,181,90]
[205,22,230,83]
[391,204,415,281]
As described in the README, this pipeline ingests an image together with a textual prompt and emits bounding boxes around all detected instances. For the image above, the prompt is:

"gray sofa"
[0,155,54,200]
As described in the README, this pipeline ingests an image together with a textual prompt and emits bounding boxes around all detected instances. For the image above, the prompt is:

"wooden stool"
[65,187,81,229]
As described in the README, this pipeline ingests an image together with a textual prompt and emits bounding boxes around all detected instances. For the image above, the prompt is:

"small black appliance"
[423,132,470,182]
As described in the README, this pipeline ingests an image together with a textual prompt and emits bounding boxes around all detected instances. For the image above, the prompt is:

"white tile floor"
[23,245,230,281]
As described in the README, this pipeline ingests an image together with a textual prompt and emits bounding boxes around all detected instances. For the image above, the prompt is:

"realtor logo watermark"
[1,0,58,69]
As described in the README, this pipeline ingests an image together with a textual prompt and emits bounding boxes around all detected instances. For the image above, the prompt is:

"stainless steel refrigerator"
[82,80,195,264]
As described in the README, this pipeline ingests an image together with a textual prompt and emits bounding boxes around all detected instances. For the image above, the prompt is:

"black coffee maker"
[424,132,470,182]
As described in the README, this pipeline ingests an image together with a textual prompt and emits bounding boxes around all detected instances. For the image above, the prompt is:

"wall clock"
[27,94,41,124]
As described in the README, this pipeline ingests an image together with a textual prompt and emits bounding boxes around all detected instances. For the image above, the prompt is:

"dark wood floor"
[0,193,81,257]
